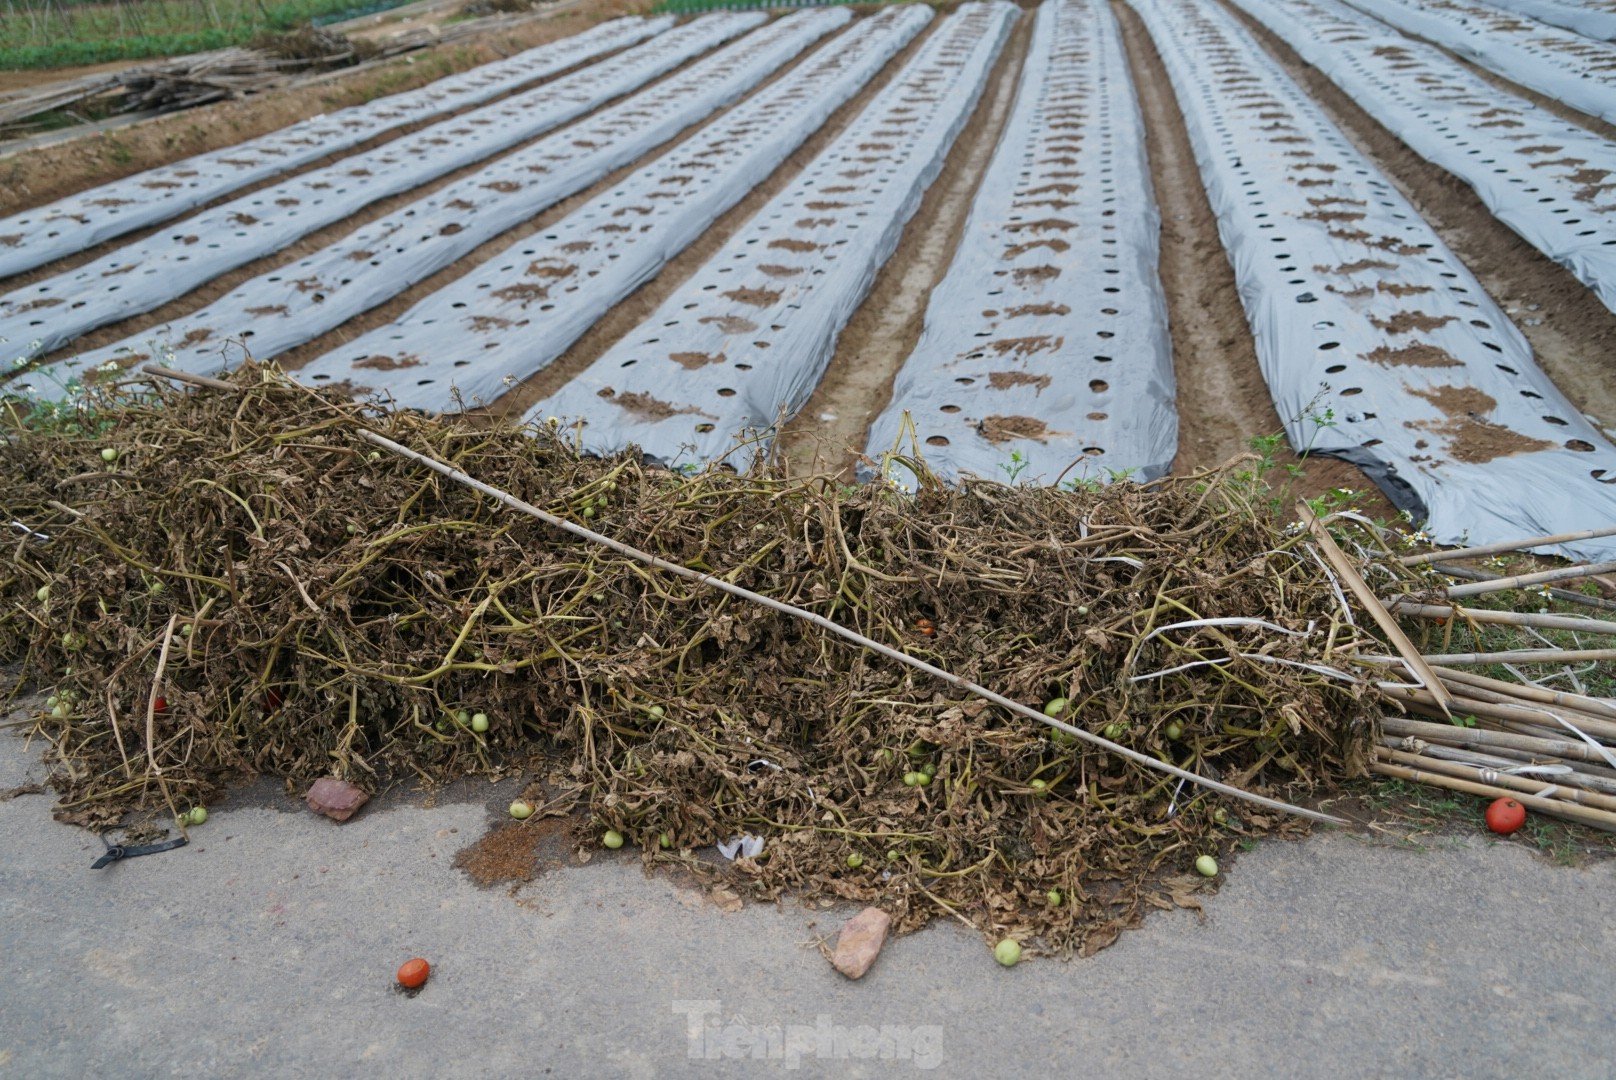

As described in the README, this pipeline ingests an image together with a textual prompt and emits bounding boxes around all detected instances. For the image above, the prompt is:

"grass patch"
[0,0,415,69]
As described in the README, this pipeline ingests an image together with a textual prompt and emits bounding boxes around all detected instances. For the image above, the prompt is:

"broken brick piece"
[831,907,892,980]
[305,777,369,822]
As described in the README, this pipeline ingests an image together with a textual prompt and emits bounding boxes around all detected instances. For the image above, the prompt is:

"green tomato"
[914,771,932,787]
[647,705,666,720]
[993,939,1023,967]
[509,800,535,820]
[49,703,68,719]
[1043,697,1068,718]
[1103,723,1123,741]
[186,806,208,826]
[100,447,119,463]
[581,506,595,519]
[34,585,49,603]
[920,762,936,779]
[181,624,194,638]
[148,580,164,595]
[1046,888,1062,907]
[1076,605,1090,616]
[1195,855,1219,878]
[1212,807,1228,826]
[1029,779,1049,794]
[846,853,864,869]
[902,771,923,787]
[602,829,625,850]
[659,832,672,849]
[1165,721,1184,741]
[886,849,902,862]
[367,451,381,462]
[470,713,489,734]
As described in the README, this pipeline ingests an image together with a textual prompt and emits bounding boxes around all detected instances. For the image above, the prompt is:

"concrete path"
[1,731,1611,1077]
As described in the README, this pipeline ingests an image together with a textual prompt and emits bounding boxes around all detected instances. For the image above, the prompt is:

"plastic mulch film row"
[0,17,667,281]
[1235,0,1616,314]
[1343,0,1616,125]
[296,6,930,411]
[0,13,762,376]
[40,10,849,395]
[864,0,1174,488]
[1132,0,1616,561]
[530,1,1018,466]
[1483,0,1616,41]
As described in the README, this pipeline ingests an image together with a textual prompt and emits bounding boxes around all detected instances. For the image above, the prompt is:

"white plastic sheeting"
[531,2,1017,466]
[1477,0,1616,41]
[37,10,847,396]
[0,14,760,373]
[1235,0,1616,314]
[0,17,665,281]
[1344,0,1616,124]
[864,0,1174,487]
[297,6,929,411]
[1133,0,1616,561]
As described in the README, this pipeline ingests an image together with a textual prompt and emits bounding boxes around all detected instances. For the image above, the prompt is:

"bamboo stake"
[1418,647,1616,666]
[1382,739,1616,796]
[1380,684,1616,741]
[1398,524,1616,567]
[1371,759,1616,833]
[1298,503,1449,713]
[1430,565,1616,612]
[1379,715,1615,765]
[1446,560,1616,599]
[1377,747,1616,813]
[1432,666,1616,722]
[1385,600,1616,636]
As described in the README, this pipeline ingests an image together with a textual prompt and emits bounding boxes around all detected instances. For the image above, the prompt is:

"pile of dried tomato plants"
[4,365,1603,956]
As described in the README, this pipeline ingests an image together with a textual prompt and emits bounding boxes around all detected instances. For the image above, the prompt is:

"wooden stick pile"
[1368,524,1616,833]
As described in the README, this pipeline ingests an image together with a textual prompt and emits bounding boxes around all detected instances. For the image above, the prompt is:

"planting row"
[864,0,1175,487]
[1484,0,1616,41]
[1136,0,1616,557]
[1345,0,1616,125]
[532,1,1017,464]
[0,16,668,280]
[0,13,765,372]
[1237,0,1616,314]
[48,8,851,391]
[296,5,933,409]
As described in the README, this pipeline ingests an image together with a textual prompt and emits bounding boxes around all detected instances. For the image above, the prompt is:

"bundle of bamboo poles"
[1363,523,1616,833]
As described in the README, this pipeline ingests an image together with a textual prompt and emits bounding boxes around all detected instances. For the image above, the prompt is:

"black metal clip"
[91,835,188,869]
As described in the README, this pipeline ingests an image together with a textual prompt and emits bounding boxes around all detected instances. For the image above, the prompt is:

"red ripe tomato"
[152,696,168,714]
[915,618,936,638]
[263,688,284,715]
[1485,797,1526,835]
[396,957,430,989]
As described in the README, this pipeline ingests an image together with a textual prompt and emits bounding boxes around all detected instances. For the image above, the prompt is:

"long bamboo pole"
[1371,759,1616,832]
[1380,715,1615,765]
[1398,524,1616,566]
[350,428,1344,825]
[1377,747,1616,813]
[1385,601,1616,636]
[1446,560,1616,599]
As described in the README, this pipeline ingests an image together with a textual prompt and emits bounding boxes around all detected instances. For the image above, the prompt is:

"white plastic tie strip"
[296,6,931,411]
[864,0,1175,488]
[530,1,1018,466]
[0,17,665,281]
[0,13,762,374]
[1343,0,1616,125]
[1483,0,1616,41]
[1234,0,1616,314]
[44,10,848,394]
[1132,0,1616,562]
